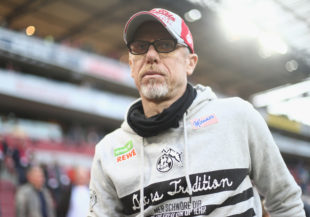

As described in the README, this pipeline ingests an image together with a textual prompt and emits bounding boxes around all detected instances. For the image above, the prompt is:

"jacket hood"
[188,84,217,112]
[121,84,217,134]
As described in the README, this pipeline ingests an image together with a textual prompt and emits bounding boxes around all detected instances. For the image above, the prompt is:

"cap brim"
[124,12,167,44]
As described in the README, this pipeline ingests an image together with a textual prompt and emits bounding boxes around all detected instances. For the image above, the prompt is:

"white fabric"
[66,185,90,217]
[88,84,305,217]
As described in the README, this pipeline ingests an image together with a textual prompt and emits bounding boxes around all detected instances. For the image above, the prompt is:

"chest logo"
[191,113,218,129]
[156,148,182,173]
[114,140,136,163]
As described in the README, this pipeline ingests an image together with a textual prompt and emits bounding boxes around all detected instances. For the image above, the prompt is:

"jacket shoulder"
[217,96,250,106]
[96,127,127,148]
[17,184,32,193]
[94,126,137,161]
[210,96,254,114]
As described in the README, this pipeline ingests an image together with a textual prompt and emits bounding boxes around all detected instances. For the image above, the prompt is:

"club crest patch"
[156,148,182,173]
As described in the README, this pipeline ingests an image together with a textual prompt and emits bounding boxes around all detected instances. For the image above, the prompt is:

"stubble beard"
[140,79,169,100]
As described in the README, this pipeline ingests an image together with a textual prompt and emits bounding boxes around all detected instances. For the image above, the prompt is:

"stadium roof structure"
[0,0,309,99]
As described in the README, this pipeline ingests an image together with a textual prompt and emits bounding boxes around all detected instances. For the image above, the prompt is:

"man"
[88,8,305,217]
[57,166,90,217]
[15,165,55,217]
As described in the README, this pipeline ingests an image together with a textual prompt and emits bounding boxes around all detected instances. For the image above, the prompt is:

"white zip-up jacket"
[88,85,305,217]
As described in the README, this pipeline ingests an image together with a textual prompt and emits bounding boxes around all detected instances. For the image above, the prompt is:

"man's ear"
[187,53,198,76]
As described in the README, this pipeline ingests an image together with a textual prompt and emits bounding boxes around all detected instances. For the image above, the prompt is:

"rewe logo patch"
[156,148,182,173]
[191,114,218,129]
[114,140,136,163]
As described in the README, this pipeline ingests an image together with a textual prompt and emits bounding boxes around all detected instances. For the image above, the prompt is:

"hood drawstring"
[183,113,193,202]
[139,114,192,216]
[140,138,145,217]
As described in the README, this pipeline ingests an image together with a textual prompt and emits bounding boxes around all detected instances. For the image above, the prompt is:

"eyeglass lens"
[128,39,176,54]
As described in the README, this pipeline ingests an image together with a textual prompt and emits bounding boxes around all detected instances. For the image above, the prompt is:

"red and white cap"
[123,8,194,53]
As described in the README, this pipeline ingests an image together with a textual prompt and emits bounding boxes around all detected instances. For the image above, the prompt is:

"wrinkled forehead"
[133,21,174,41]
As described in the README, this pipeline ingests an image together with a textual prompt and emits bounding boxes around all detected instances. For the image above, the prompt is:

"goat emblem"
[156,148,182,173]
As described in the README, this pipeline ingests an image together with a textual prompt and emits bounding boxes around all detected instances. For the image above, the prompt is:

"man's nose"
[145,45,159,64]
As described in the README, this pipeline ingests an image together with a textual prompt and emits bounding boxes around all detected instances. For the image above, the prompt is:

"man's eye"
[157,41,174,50]
[137,43,147,49]
[160,43,171,48]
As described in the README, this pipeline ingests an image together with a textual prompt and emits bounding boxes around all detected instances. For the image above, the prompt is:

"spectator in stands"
[11,136,29,185]
[0,134,18,183]
[0,135,4,170]
[57,166,90,217]
[15,165,55,217]
[305,202,310,217]
[67,124,85,146]
[88,8,305,217]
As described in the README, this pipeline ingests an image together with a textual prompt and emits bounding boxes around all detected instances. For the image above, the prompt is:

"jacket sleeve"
[87,144,124,217]
[44,188,56,217]
[15,188,27,217]
[245,102,305,217]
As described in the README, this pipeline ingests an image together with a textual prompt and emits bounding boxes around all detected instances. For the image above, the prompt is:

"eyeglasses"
[127,39,178,55]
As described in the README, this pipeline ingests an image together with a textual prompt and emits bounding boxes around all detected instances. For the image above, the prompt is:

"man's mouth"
[142,71,163,79]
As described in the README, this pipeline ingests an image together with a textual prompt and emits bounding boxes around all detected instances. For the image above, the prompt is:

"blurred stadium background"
[0,0,309,216]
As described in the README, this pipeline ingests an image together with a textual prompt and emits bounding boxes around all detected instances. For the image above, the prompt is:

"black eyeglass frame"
[127,39,179,55]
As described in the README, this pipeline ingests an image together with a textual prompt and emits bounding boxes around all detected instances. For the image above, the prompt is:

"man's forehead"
[133,21,173,40]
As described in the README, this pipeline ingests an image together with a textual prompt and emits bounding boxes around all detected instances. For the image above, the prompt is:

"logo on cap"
[150,9,176,24]
[124,8,194,53]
